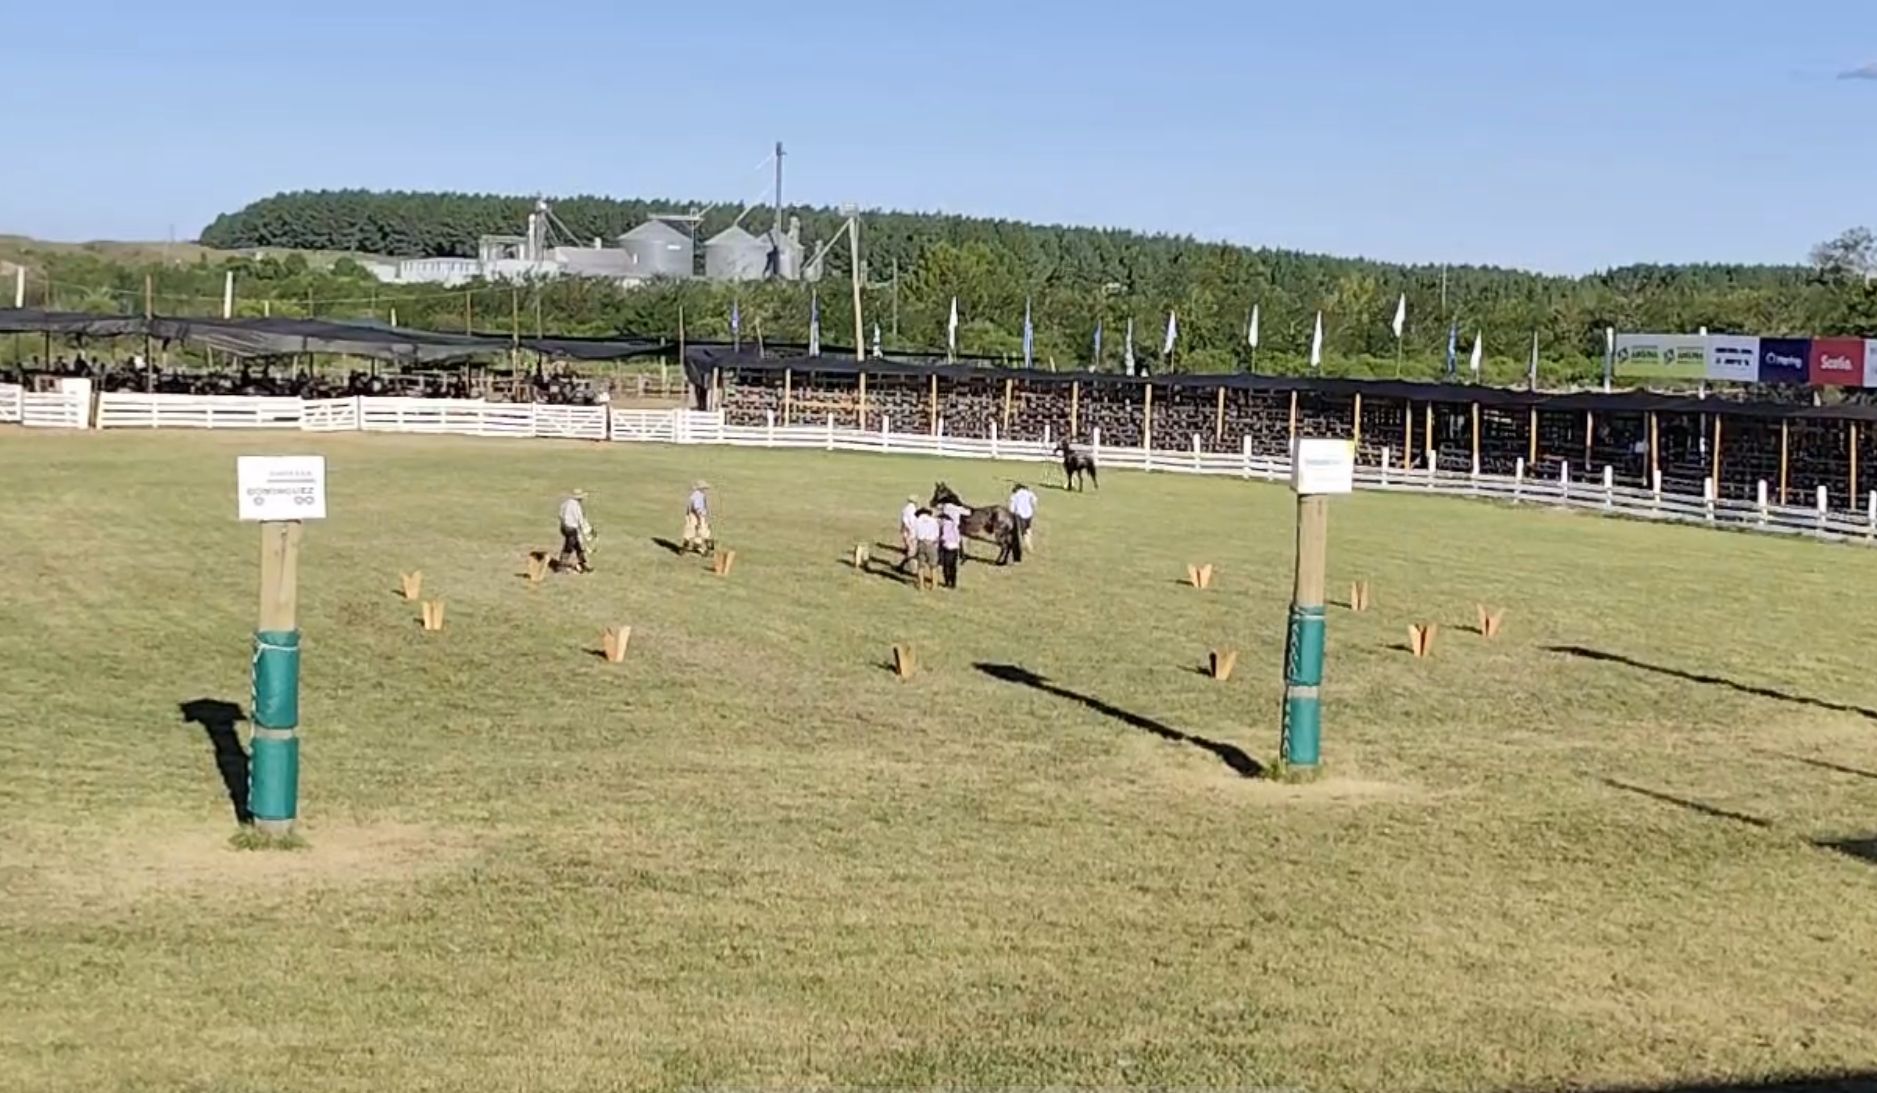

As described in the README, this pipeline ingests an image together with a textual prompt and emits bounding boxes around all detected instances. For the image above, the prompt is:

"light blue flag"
[1022,298,1034,368]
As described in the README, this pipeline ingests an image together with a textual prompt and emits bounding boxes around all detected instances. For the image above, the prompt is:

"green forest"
[10,189,1877,385]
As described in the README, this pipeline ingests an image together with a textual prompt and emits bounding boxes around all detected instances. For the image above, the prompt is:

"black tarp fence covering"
[684,348,1877,425]
[0,309,672,365]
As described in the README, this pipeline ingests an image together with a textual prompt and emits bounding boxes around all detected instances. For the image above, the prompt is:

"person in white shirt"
[557,489,594,573]
[899,495,919,572]
[913,507,942,589]
[1008,483,1038,552]
[681,481,713,554]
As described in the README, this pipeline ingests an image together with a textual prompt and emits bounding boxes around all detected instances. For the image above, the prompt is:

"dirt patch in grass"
[0,818,477,914]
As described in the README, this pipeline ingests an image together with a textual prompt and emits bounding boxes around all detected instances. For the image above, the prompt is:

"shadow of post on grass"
[974,662,1262,778]
[179,698,251,825]
[1546,645,1877,721]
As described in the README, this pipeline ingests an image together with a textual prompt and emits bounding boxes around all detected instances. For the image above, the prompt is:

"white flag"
[1469,331,1483,376]
[1309,310,1324,371]
[947,296,959,352]
[1162,309,1178,355]
[1124,317,1136,376]
[1247,304,1260,348]
[1392,293,1407,340]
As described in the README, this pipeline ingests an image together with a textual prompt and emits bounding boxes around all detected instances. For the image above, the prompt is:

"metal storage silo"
[763,217,806,281]
[618,220,694,279]
[703,225,769,282]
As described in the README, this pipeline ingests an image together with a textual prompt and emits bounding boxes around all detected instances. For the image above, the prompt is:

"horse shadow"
[179,698,252,825]
[846,556,915,585]
[1547,645,1877,721]
[651,537,685,556]
[974,663,1262,778]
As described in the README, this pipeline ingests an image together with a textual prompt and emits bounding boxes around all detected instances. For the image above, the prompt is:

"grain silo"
[618,220,695,279]
[703,225,769,282]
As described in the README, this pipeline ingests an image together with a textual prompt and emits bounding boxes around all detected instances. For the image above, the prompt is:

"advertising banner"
[1614,334,1706,379]
[1864,340,1877,388]
[1705,335,1760,383]
[1809,337,1863,386]
[1758,338,1811,385]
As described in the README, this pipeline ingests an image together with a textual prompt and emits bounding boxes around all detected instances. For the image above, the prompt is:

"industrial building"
[361,143,819,288]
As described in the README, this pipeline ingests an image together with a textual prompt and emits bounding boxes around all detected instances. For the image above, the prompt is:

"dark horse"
[1057,438,1099,491]
[932,482,1023,565]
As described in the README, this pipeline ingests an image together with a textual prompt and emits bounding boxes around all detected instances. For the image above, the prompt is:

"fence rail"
[7,395,1877,546]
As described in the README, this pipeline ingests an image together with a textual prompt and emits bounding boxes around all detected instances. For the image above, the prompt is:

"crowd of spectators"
[2,356,611,405]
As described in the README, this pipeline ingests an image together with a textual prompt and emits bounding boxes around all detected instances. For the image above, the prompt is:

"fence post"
[1091,426,1102,462]
[1703,477,1716,523]
[1381,446,1392,486]
[937,417,947,454]
[766,409,776,447]
[826,413,834,452]
[1602,465,1614,512]
[1756,479,1769,524]
[1513,457,1525,503]
[1868,490,1876,539]
[881,414,890,450]
[1043,423,1052,450]
[991,419,1000,459]
[1652,469,1662,515]
[1817,485,1830,532]
[1191,433,1202,472]
[1559,461,1571,505]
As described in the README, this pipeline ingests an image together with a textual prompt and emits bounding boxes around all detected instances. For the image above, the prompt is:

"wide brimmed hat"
[693,480,710,490]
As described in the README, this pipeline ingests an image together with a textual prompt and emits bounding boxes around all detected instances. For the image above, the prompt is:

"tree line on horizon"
[10,190,1877,385]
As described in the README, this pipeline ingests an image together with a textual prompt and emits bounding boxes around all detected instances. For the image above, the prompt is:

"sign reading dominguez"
[237,455,328,522]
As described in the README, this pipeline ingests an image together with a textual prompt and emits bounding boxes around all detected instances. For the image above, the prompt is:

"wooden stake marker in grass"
[1187,563,1215,590]
[892,643,916,679]
[1209,648,1239,681]
[1477,605,1505,640]
[852,543,870,570]
[525,553,549,583]
[399,570,423,600]
[1350,580,1371,612]
[711,549,737,577]
[420,600,446,632]
[601,625,631,663]
[1407,622,1437,658]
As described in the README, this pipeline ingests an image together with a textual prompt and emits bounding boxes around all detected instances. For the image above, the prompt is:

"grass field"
[4,430,1877,1092]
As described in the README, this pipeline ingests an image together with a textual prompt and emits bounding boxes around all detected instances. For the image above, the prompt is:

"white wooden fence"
[7,395,1877,546]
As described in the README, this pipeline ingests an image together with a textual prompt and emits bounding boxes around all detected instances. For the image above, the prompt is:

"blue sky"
[5,0,1874,273]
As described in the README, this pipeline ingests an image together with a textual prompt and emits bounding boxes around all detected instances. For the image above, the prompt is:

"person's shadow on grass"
[179,698,251,825]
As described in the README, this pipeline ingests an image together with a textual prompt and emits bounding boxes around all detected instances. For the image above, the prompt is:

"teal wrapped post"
[1281,605,1324,766]
[250,629,301,831]
[1280,494,1329,769]
[248,521,304,837]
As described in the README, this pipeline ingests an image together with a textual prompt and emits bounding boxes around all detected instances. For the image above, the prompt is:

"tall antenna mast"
[774,140,785,235]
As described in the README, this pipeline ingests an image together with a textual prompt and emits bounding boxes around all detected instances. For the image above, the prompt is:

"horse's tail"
[1006,512,1024,563]
[1088,461,1099,489]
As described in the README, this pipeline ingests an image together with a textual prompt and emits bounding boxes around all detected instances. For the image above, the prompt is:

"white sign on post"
[237,456,328,521]
[1291,438,1355,495]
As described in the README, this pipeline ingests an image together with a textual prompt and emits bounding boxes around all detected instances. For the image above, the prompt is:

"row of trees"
[14,192,1877,385]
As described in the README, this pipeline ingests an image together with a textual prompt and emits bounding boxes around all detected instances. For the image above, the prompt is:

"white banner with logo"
[1705,335,1760,383]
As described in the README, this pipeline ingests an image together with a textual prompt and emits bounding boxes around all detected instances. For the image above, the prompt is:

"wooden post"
[251,520,304,838]
[1002,377,1014,431]
[1287,390,1298,444]
[1528,407,1539,465]
[465,290,473,334]
[1072,380,1082,439]
[1282,493,1329,768]
[928,373,939,434]
[1352,392,1363,453]
[783,368,793,425]
[1584,410,1594,468]
[858,370,868,428]
[1214,386,1226,445]
[143,274,153,319]
[1779,420,1789,504]
[1649,411,1659,483]
[1470,402,1481,473]
[1144,382,1155,452]
[1852,423,1860,503]
[1404,401,1414,469]
[1712,415,1724,495]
